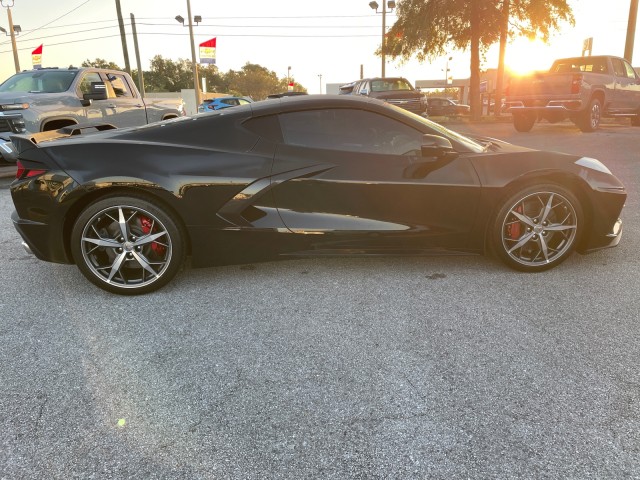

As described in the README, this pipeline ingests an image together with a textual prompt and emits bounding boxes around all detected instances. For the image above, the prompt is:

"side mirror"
[82,82,108,102]
[359,88,369,96]
[421,134,459,160]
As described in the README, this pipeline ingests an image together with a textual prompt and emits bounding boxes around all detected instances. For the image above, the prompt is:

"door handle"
[106,104,117,109]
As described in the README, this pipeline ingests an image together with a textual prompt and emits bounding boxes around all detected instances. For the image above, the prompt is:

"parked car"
[0,67,185,164]
[504,55,640,132]
[338,81,356,95]
[197,96,252,113]
[426,97,471,116]
[342,77,427,115]
[10,95,625,294]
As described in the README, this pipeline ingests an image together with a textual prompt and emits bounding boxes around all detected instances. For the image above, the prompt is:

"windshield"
[371,78,414,92]
[0,70,78,93]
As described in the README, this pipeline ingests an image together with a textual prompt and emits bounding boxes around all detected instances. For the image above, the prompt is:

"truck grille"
[386,98,424,114]
[0,118,12,133]
[0,114,25,134]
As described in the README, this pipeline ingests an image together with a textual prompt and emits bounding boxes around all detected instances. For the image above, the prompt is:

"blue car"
[197,96,252,113]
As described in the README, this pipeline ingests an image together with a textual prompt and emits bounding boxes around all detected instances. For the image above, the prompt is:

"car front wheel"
[71,195,185,294]
[491,184,582,272]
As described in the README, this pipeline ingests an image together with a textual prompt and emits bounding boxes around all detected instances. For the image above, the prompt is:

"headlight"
[1,103,29,111]
[575,157,612,175]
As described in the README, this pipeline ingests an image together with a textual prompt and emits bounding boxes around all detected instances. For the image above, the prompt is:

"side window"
[106,73,133,98]
[279,108,423,156]
[358,81,370,95]
[79,72,103,95]
[623,60,638,79]
[611,58,627,78]
[238,99,251,105]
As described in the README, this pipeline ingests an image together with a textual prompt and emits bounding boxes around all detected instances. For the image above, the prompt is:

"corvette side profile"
[10,95,625,294]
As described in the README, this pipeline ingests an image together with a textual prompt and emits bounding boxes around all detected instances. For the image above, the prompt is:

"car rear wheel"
[491,184,582,272]
[512,113,536,132]
[71,195,185,294]
[576,98,601,132]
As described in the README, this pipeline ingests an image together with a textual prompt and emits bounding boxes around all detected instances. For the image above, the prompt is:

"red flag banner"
[32,44,43,68]
[199,38,216,65]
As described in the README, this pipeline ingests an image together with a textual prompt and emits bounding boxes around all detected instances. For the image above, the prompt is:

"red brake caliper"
[507,205,522,239]
[140,216,165,255]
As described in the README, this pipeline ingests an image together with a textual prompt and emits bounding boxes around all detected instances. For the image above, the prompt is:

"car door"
[270,107,482,250]
[101,72,148,127]
[611,58,640,112]
[76,71,109,123]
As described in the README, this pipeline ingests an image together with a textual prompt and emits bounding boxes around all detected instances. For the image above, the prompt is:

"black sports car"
[10,95,625,294]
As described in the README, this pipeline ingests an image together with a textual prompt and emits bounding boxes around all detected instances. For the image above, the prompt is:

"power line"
[19,0,95,39]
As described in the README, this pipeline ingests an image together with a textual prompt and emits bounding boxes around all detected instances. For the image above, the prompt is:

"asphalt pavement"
[0,164,16,178]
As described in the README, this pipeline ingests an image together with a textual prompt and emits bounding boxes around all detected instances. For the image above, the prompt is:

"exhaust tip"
[21,241,33,255]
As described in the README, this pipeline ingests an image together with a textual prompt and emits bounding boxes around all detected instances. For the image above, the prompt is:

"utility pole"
[130,13,145,97]
[186,0,201,107]
[115,0,130,73]
[624,0,639,62]
[2,0,20,73]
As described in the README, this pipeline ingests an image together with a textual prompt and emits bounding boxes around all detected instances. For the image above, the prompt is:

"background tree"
[226,63,306,100]
[385,0,573,119]
[143,55,192,92]
[81,56,307,99]
[81,58,122,70]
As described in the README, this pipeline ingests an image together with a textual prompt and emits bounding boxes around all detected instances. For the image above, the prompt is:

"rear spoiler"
[10,122,117,154]
[28,123,117,144]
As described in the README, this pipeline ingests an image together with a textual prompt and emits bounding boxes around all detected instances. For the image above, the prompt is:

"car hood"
[0,91,60,104]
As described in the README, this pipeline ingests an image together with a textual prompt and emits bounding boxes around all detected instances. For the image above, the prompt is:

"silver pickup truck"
[504,55,640,132]
[0,67,185,163]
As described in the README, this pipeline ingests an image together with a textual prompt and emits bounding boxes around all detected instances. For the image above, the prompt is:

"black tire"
[491,184,583,272]
[513,113,536,132]
[70,195,185,294]
[576,97,601,132]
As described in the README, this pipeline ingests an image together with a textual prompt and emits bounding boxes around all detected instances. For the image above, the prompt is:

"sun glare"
[505,38,556,76]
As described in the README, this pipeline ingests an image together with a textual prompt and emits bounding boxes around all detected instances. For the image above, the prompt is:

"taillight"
[571,74,583,94]
[15,160,47,180]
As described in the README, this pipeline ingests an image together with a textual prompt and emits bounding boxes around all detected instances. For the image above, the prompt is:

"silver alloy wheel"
[80,204,173,289]
[501,191,578,267]
[589,101,601,130]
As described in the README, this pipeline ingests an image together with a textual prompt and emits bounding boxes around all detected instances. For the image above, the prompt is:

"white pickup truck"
[0,67,185,163]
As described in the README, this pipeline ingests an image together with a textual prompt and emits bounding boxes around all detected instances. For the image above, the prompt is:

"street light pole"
[381,1,386,77]
[369,1,395,78]
[186,0,201,108]
[2,0,20,73]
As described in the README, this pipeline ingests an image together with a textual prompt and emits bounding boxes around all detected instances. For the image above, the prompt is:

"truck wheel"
[576,98,601,132]
[513,113,536,132]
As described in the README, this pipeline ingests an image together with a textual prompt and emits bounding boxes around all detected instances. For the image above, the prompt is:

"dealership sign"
[199,38,216,65]
[32,44,43,69]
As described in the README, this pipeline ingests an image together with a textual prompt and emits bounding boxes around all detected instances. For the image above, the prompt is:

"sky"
[0,0,637,94]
